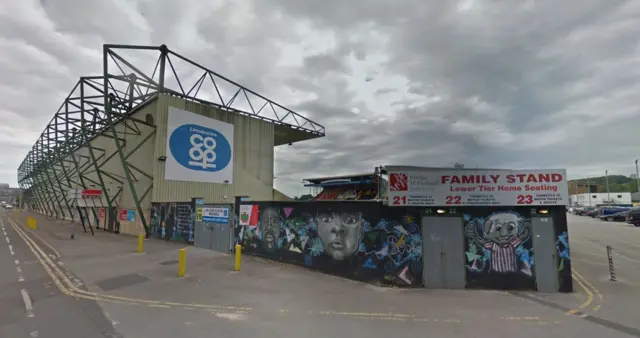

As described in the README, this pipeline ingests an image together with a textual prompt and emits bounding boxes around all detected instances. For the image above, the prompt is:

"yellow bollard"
[27,217,37,230]
[234,244,242,271]
[178,248,186,277]
[137,234,144,253]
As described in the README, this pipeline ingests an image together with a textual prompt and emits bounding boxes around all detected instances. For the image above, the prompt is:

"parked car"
[626,208,640,227]
[576,207,594,216]
[599,210,628,222]
[586,209,601,218]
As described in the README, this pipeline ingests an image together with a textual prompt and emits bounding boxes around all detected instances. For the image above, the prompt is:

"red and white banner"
[239,204,259,227]
[81,189,102,197]
[118,209,128,221]
[387,169,569,207]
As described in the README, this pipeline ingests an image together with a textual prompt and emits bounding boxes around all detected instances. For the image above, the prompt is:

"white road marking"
[8,244,14,255]
[18,276,25,282]
[30,330,39,337]
[15,259,20,265]
[21,289,34,317]
[17,266,22,273]
[215,312,247,321]
[5,237,9,243]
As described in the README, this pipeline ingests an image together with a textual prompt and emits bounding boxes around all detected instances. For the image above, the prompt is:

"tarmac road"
[564,213,640,332]
[0,210,120,338]
[2,209,640,338]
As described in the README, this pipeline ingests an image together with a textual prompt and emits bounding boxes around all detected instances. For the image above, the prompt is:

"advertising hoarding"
[165,107,234,183]
[387,169,568,207]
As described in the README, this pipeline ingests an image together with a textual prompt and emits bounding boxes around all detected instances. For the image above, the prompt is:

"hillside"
[570,175,639,193]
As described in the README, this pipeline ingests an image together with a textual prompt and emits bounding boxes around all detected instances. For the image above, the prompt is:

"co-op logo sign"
[168,124,232,172]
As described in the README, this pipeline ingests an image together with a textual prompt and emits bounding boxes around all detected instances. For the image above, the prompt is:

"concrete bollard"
[137,234,144,253]
[178,248,186,277]
[234,244,242,271]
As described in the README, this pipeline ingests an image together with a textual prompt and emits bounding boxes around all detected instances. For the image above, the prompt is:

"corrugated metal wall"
[151,94,275,203]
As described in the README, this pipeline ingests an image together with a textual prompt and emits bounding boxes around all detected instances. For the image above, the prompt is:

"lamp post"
[605,170,611,205]
[587,176,592,207]
[635,159,639,193]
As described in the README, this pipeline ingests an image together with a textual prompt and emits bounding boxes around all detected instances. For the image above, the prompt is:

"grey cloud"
[266,0,640,196]
[303,54,349,76]
[2,0,640,197]
[375,88,396,96]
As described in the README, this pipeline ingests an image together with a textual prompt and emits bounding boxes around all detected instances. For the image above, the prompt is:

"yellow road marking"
[4,215,568,325]
[572,270,603,301]
[20,220,62,258]
[7,217,250,311]
[565,269,604,315]
[570,274,593,312]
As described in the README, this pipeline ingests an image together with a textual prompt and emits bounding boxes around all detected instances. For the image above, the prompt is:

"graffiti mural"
[551,208,573,292]
[464,209,535,290]
[238,202,423,286]
[150,202,194,244]
[557,231,569,270]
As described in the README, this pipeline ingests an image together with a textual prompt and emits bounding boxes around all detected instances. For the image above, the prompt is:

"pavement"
[0,209,639,338]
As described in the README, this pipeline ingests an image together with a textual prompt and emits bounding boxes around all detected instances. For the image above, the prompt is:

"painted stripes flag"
[239,204,259,227]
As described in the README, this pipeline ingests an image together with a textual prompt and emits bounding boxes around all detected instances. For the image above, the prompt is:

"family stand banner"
[387,169,569,206]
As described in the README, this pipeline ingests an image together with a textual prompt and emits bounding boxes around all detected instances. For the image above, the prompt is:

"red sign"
[98,208,105,218]
[81,189,102,197]
[118,210,127,221]
[388,169,569,207]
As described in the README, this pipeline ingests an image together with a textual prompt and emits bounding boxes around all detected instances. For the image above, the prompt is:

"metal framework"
[17,44,326,236]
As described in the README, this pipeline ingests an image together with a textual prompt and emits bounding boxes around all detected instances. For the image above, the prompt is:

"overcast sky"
[1,0,640,197]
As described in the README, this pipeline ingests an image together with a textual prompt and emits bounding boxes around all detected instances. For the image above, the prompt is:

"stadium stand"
[303,173,384,201]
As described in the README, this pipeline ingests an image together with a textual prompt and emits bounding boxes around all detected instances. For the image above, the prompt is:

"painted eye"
[508,225,514,231]
[496,225,502,231]
[342,215,357,224]
[319,216,332,223]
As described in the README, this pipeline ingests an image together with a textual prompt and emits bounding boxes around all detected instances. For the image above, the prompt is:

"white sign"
[165,107,234,183]
[201,207,229,223]
[387,169,569,207]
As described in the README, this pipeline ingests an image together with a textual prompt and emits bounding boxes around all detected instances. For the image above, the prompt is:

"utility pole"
[605,170,611,205]
[587,177,592,207]
[635,159,639,193]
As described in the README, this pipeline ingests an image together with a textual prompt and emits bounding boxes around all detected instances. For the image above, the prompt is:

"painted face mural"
[484,212,520,246]
[260,207,281,250]
[465,210,532,276]
[316,210,363,260]
[238,204,423,286]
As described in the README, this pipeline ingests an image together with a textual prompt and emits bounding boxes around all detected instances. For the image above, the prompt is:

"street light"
[587,176,592,207]
[635,159,639,193]
[605,170,611,204]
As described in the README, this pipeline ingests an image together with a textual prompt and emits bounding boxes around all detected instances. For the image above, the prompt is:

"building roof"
[303,173,375,185]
